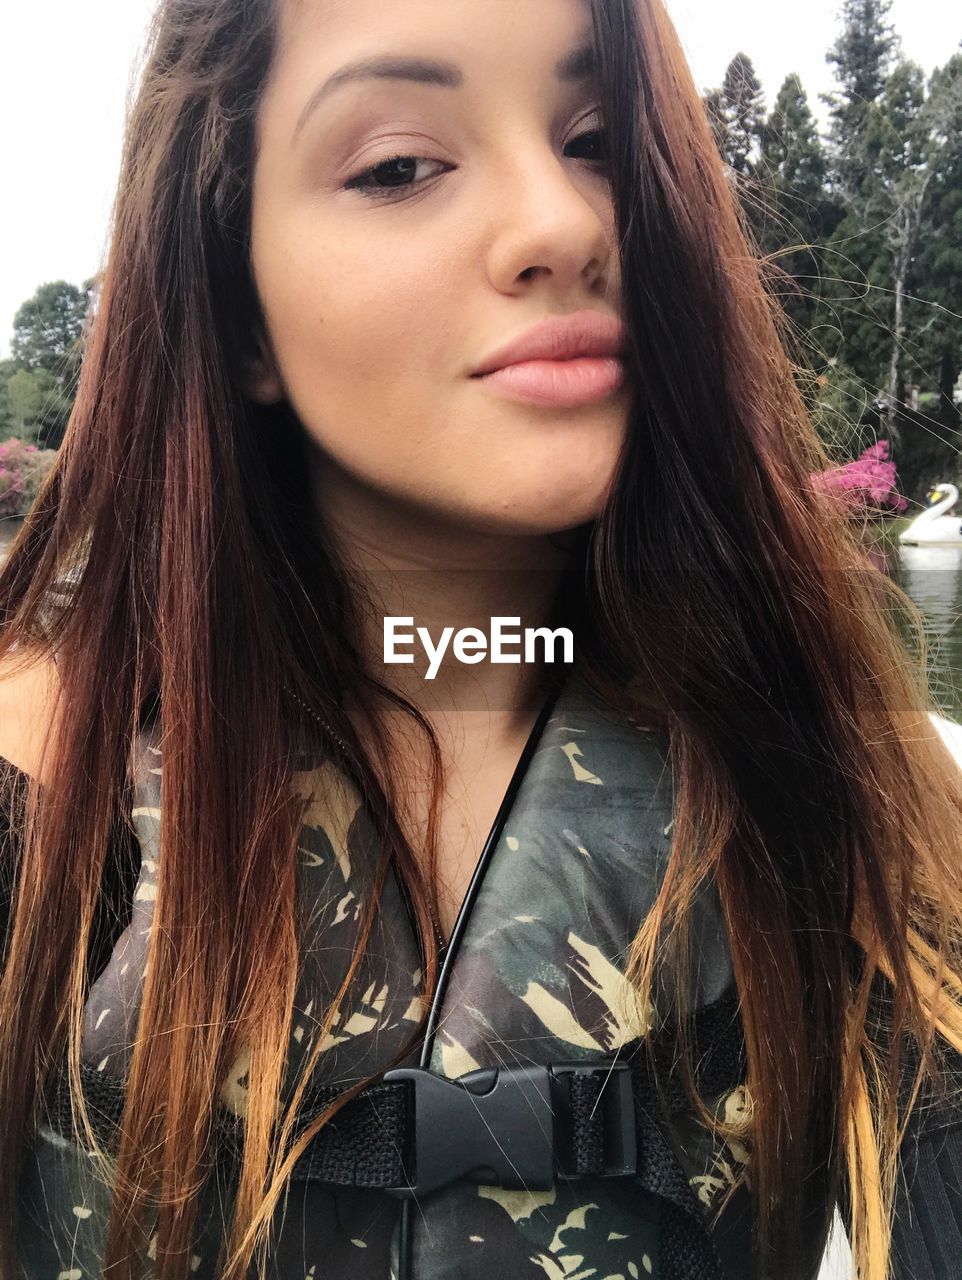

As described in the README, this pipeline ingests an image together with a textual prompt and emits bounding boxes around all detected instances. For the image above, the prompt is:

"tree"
[7,279,95,449]
[823,0,900,197]
[810,438,908,515]
[818,57,934,444]
[0,439,58,519]
[860,61,930,430]
[702,88,730,160]
[3,369,59,443]
[721,53,767,177]
[909,54,962,426]
[763,75,828,206]
[695,10,959,480]
[757,75,838,337]
[11,280,91,376]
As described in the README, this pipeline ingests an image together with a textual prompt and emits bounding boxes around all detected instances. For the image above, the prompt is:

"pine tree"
[907,54,962,425]
[823,0,900,196]
[825,58,932,439]
[721,53,767,176]
[701,88,730,161]
[868,62,930,426]
[762,75,830,229]
[757,75,837,337]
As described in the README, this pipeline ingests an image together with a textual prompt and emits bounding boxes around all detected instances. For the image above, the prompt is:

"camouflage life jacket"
[22,675,818,1280]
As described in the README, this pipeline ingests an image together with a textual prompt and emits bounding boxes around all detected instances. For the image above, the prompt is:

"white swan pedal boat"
[899,484,962,546]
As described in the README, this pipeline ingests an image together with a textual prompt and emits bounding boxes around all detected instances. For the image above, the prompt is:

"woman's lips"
[472,356,626,408]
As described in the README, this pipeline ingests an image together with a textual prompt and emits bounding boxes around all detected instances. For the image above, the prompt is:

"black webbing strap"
[221,1078,410,1189]
[39,987,749,1280]
[39,984,747,1207]
[224,1062,634,1193]
[41,1058,637,1198]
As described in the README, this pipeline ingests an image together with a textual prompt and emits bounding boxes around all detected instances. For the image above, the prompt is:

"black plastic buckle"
[382,1061,636,1199]
[551,1061,637,1180]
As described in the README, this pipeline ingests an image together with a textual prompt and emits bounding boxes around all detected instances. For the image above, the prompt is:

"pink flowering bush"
[809,440,909,516]
[0,438,57,519]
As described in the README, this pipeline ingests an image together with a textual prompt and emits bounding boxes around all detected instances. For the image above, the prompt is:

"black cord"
[395,683,562,1279]
[399,1197,414,1277]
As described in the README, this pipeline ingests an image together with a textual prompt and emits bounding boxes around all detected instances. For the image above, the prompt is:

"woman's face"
[247,0,631,543]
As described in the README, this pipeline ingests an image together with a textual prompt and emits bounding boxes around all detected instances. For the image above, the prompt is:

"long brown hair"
[2,0,961,1277]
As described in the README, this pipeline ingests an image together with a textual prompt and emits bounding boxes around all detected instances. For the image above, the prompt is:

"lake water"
[869,517,962,724]
[0,518,24,556]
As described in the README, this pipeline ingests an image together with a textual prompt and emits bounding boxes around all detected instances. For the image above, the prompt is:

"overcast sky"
[2,0,958,360]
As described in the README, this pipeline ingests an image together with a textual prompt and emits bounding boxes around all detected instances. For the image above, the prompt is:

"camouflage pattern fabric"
[411,679,746,1278]
[17,675,751,1279]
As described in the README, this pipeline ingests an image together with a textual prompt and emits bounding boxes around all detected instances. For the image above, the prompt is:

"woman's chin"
[444,487,613,539]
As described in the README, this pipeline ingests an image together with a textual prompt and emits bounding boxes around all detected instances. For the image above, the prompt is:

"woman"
[1,0,961,1277]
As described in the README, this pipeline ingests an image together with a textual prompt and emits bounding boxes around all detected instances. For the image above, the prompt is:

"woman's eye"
[343,128,609,202]
[565,128,608,166]
[343,154,449,201]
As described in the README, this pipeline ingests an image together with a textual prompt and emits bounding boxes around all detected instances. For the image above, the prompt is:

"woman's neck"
[314,470,579,732]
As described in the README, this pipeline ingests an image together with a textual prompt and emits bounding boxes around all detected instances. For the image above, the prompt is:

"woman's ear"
[243,330,285,404]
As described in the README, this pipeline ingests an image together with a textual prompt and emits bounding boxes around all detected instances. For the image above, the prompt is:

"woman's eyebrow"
[291,42,597,149]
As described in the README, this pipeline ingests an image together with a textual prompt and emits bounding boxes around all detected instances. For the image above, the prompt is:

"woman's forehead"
[273,0,595,63]
[264,0,599,147]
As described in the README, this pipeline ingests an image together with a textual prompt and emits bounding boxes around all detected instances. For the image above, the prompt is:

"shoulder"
[0,641,63,786]
[927,710,962,770]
